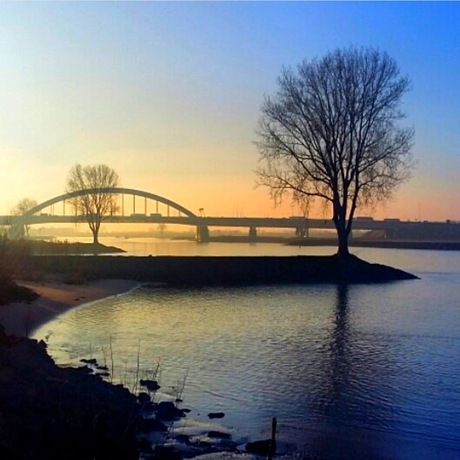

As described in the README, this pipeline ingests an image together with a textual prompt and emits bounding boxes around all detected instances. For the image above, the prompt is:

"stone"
[207,412,225,419]
[155,401,185,421]
[139,418,168,433]
[207,431,231,439]
[140,378,161,392]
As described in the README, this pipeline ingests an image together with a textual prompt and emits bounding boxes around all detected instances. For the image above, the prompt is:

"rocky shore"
[0,324,141,459]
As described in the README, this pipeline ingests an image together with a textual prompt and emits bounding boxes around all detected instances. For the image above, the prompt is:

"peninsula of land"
[24,253,418,287]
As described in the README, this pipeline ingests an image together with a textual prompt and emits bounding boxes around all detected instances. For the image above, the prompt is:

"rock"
[245,439,274,456]
[207,431,231,439]
[138,437,153,453]
[151,445,182,460]
[80,358,97,365]
[246,417,277,457]
[138,392,151,404]
[141,401,156,413]
[176,434,191,444]
[207,412,225,419]
[155,401,185,421]
[139,418,168,433]
[140,378,161,392]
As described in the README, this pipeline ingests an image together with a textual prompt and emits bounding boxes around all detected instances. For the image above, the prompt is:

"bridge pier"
[249,226,257,241]
[295,224,309,238]
[196,225,209,243]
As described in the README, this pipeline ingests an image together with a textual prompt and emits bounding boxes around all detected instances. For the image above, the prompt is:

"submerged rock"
[208,412,225,419]
[245,439,274,456]
[139,418,168,433]
[208,431,232,439]
[140,378,161,391]
[155,401,186,421]
[246,417,277,457]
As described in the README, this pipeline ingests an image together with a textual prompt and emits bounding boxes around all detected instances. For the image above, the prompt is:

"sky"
[0,1,459,221]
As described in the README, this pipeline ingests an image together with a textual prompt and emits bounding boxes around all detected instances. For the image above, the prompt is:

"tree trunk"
[91,228,99,245]
[337,230,350,258]
[335,218,350,258]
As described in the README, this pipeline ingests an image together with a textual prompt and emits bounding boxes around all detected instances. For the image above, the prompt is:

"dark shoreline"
[197,235,460,251]
[24,254,418,285]
[0,326,141,459]
[287,237,460,251]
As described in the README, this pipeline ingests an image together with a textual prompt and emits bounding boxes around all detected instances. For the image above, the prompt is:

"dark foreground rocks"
[0,325,141,460]
[24,254,417,286]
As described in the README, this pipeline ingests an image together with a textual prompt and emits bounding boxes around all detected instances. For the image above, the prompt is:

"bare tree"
[66,164,120,244]
[157,223,167,238]
[256,47,414,257]
[11,198,38,237]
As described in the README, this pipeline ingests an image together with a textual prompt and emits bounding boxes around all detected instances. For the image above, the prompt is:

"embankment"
[25,254,417,285]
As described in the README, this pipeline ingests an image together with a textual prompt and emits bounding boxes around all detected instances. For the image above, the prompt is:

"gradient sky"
[1,2,459,221]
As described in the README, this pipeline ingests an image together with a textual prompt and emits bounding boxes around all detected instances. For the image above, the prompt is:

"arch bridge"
[5,187,212,241]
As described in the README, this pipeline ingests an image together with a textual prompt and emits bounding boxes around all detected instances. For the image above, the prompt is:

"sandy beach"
[0,278,139,337]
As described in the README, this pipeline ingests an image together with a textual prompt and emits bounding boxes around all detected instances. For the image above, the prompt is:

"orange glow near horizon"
[6,175,457,225]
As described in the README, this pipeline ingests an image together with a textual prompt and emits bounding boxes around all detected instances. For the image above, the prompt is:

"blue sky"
[0,2,459,220]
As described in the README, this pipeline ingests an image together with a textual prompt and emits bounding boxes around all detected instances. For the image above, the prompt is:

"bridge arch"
[22,187,198,218]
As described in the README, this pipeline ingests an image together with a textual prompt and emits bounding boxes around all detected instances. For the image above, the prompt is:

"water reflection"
[305,285,390,459]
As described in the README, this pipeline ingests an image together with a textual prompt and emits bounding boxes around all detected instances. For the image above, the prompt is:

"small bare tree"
[256,47,414,257]
[11,198,38,238]
[66,164,120,244]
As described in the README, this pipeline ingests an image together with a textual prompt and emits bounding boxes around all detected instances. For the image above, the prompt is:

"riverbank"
[0,278,139,337]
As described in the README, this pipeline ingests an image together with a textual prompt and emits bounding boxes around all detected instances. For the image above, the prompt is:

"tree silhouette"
[66,164,120,244]
[11,198,38,238]
[256,47,414,257]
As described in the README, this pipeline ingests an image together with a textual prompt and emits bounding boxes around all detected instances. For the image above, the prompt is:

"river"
[33,239,460,459]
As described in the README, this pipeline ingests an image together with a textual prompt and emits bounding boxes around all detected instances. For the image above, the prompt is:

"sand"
[0,278,140,337]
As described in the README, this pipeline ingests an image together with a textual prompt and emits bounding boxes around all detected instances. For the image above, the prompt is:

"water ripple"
[33,274,460,458]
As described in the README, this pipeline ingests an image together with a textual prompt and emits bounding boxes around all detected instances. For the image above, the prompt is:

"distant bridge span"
[1,187,459,241]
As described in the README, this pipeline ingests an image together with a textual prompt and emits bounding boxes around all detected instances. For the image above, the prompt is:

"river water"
[33,239,460,459]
